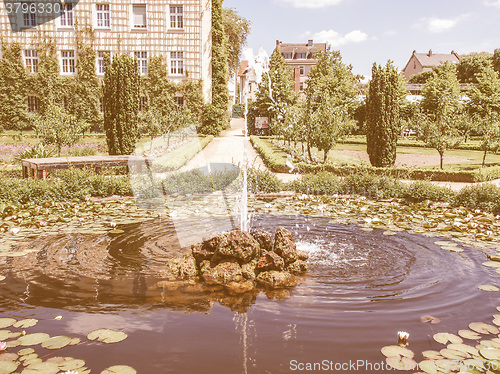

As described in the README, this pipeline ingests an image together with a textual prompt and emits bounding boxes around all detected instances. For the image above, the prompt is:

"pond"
[0,214,498,373]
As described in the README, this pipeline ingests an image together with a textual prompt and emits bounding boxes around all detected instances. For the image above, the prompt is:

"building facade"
[275,39,327,92]
[402,49,460,81]
[0,0,212,101]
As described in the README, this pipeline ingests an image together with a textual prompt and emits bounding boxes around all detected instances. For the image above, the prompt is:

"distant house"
[276,39,327,92]
[237,60,257,104]
[402,49,460,81]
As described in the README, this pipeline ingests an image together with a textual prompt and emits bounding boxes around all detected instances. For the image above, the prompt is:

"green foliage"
[250,135,289,172]
[251,47,297,137]
[103,54,140,155]
[289,172,341,195]
[366,61,406,167]
[151,135,213,171]
[247,168,283,193]
[453,184,500,215]
[408,70,434,84]
[34,36,61,114]
[223,7,251,74]
[198,103,226,135]
[0,42,29,132]
[456,52,493,84]
[416,62,465,168]
[304,48,358,163]
[33,103,89,156]
[403,180,455,202]
[341,173,404,200]
[211,0,230,129]
[493,48,500,74]
[16,143,56,161]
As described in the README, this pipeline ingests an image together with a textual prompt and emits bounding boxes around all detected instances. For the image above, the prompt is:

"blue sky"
[223,0,500,79]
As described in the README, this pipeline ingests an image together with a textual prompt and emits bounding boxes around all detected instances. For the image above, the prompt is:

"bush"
[16,143,56,161]
[290,172,341,195]
[250,136,288,172]
[248,168,284,193]
[152,135,213,171]
[198,104,226,136]
[403,180,455,202]
[453,184,500,215]
[340,173,404,200]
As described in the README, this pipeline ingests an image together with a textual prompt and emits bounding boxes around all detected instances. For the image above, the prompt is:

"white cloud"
[484,0,500,8]
[415,14,470,33]
[303,29,370,47]
[276,0,343,9]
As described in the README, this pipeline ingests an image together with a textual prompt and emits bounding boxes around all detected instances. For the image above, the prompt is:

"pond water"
[0,215,497,373]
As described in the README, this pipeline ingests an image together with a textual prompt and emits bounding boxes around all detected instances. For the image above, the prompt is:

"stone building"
[0,0,213,106]
[402,49,460,81]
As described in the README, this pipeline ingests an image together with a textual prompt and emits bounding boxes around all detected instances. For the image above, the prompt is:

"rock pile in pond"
[162,227,308,294]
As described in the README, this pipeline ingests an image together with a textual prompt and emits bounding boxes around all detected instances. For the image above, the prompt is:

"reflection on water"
[0,215,496,373]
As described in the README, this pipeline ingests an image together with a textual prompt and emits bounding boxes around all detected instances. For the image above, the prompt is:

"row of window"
[19,3,183,30]
[282,52,316,60]
[23,50,184,76]
[27,94,184,112]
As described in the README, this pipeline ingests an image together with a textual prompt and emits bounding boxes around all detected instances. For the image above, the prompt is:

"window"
[132,4,146,28]
[174,96,184,107]
[60,3,74,27]
[25,50,38,73]
[134,51,148,75]
[22,3,37,28]
[97,51,109,75]
[295,52,306,59]
[170,6,183,29]
[61,51,76,74]
[170,52,183,75]
[27,95,40,112]
[299,82,304,91]
[139,96,148,111]
[282,52,292,59]
[299,65,305,76]
[96,4,110,28]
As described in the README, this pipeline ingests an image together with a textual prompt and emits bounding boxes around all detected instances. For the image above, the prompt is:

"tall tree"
[467,65,500,166]
[34,36,61,114]
[493,48,500,75]
[252,47,296,137]
[304,48,358,162]
[103,54,140,155]
[416,62,464,169]
[366,61,406,167]
[223,7,251,74]
[0,42,29,132]
[456,52,493,84]
[209,0,229,130]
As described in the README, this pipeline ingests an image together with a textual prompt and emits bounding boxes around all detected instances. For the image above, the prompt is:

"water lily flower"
[78,218,84,223]
[39,221,47,227]
[17,218,23,224]
[0,341,6,351]
[398,331,409,345]
[474,209,481,214]
[63,371,78,374]
[10,228,20,235]
[109,222,117,229]
[54,315,63,320]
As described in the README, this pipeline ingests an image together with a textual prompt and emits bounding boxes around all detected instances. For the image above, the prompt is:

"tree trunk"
[439,151,444,169]
[483,149,488,168]
[323,149,328,164]
[307,142,313,163]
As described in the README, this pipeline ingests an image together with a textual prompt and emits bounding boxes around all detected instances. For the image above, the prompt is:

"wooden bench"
[22,155,152,179]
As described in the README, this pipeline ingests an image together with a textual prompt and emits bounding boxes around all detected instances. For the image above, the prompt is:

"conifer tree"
[366,61,406,167]
[0,42,29,131]
[34,36,61,114]
[103,54,140,155]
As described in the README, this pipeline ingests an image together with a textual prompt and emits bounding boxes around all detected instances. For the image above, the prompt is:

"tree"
[304,47,358,162]
[33,103,89,156]
[366,61,406,167]
[415,62,464,169]
[103,54,140,155]
[210,0,230,131]
[0,42,29,132]
[252,47,296,137]
[493,48,500,75]
[408,70,434,84]
[34,36,61,114]
[456,52,493,84]
[467,65,500,166]
[223,7,251,74]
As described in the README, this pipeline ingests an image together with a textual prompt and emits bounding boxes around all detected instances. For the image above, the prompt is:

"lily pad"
[18,332,50,346]
[0,276,5,281]
[0,319,16,329]
[87,329,127,344]
[0,361,18,374]
[58,358,86,371]
[483,261,500,268]
[21,361,59,374]
[101,365,137,374]
[386,356,416,371]
[18,348,35,356]
[458,330,482,340]
[380,345,414,358]
[41,336,72,350]
[13,319,38,329]
[439,348,468,360]
[421,350,443,360]
[0,353,18,362]
[420,315,441,324]
[469,322,499,335]
[419,360,439,374]
[479,347,500,360]
[478,284,500,292]
[447,343,479,356]
[434,332,463,345]
[434,241,457,246]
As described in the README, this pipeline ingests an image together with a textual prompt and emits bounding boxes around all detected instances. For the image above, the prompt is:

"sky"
[223,0,500,80]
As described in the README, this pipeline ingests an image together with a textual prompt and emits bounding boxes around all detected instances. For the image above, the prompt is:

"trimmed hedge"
[251,136,500,183]
[151,135,213,171]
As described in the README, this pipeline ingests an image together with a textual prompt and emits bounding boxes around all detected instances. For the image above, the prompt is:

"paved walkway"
[182,118,500,190]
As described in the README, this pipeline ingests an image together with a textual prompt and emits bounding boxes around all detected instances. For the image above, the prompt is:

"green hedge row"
[250,136,500,183]
[152,135,213,171]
